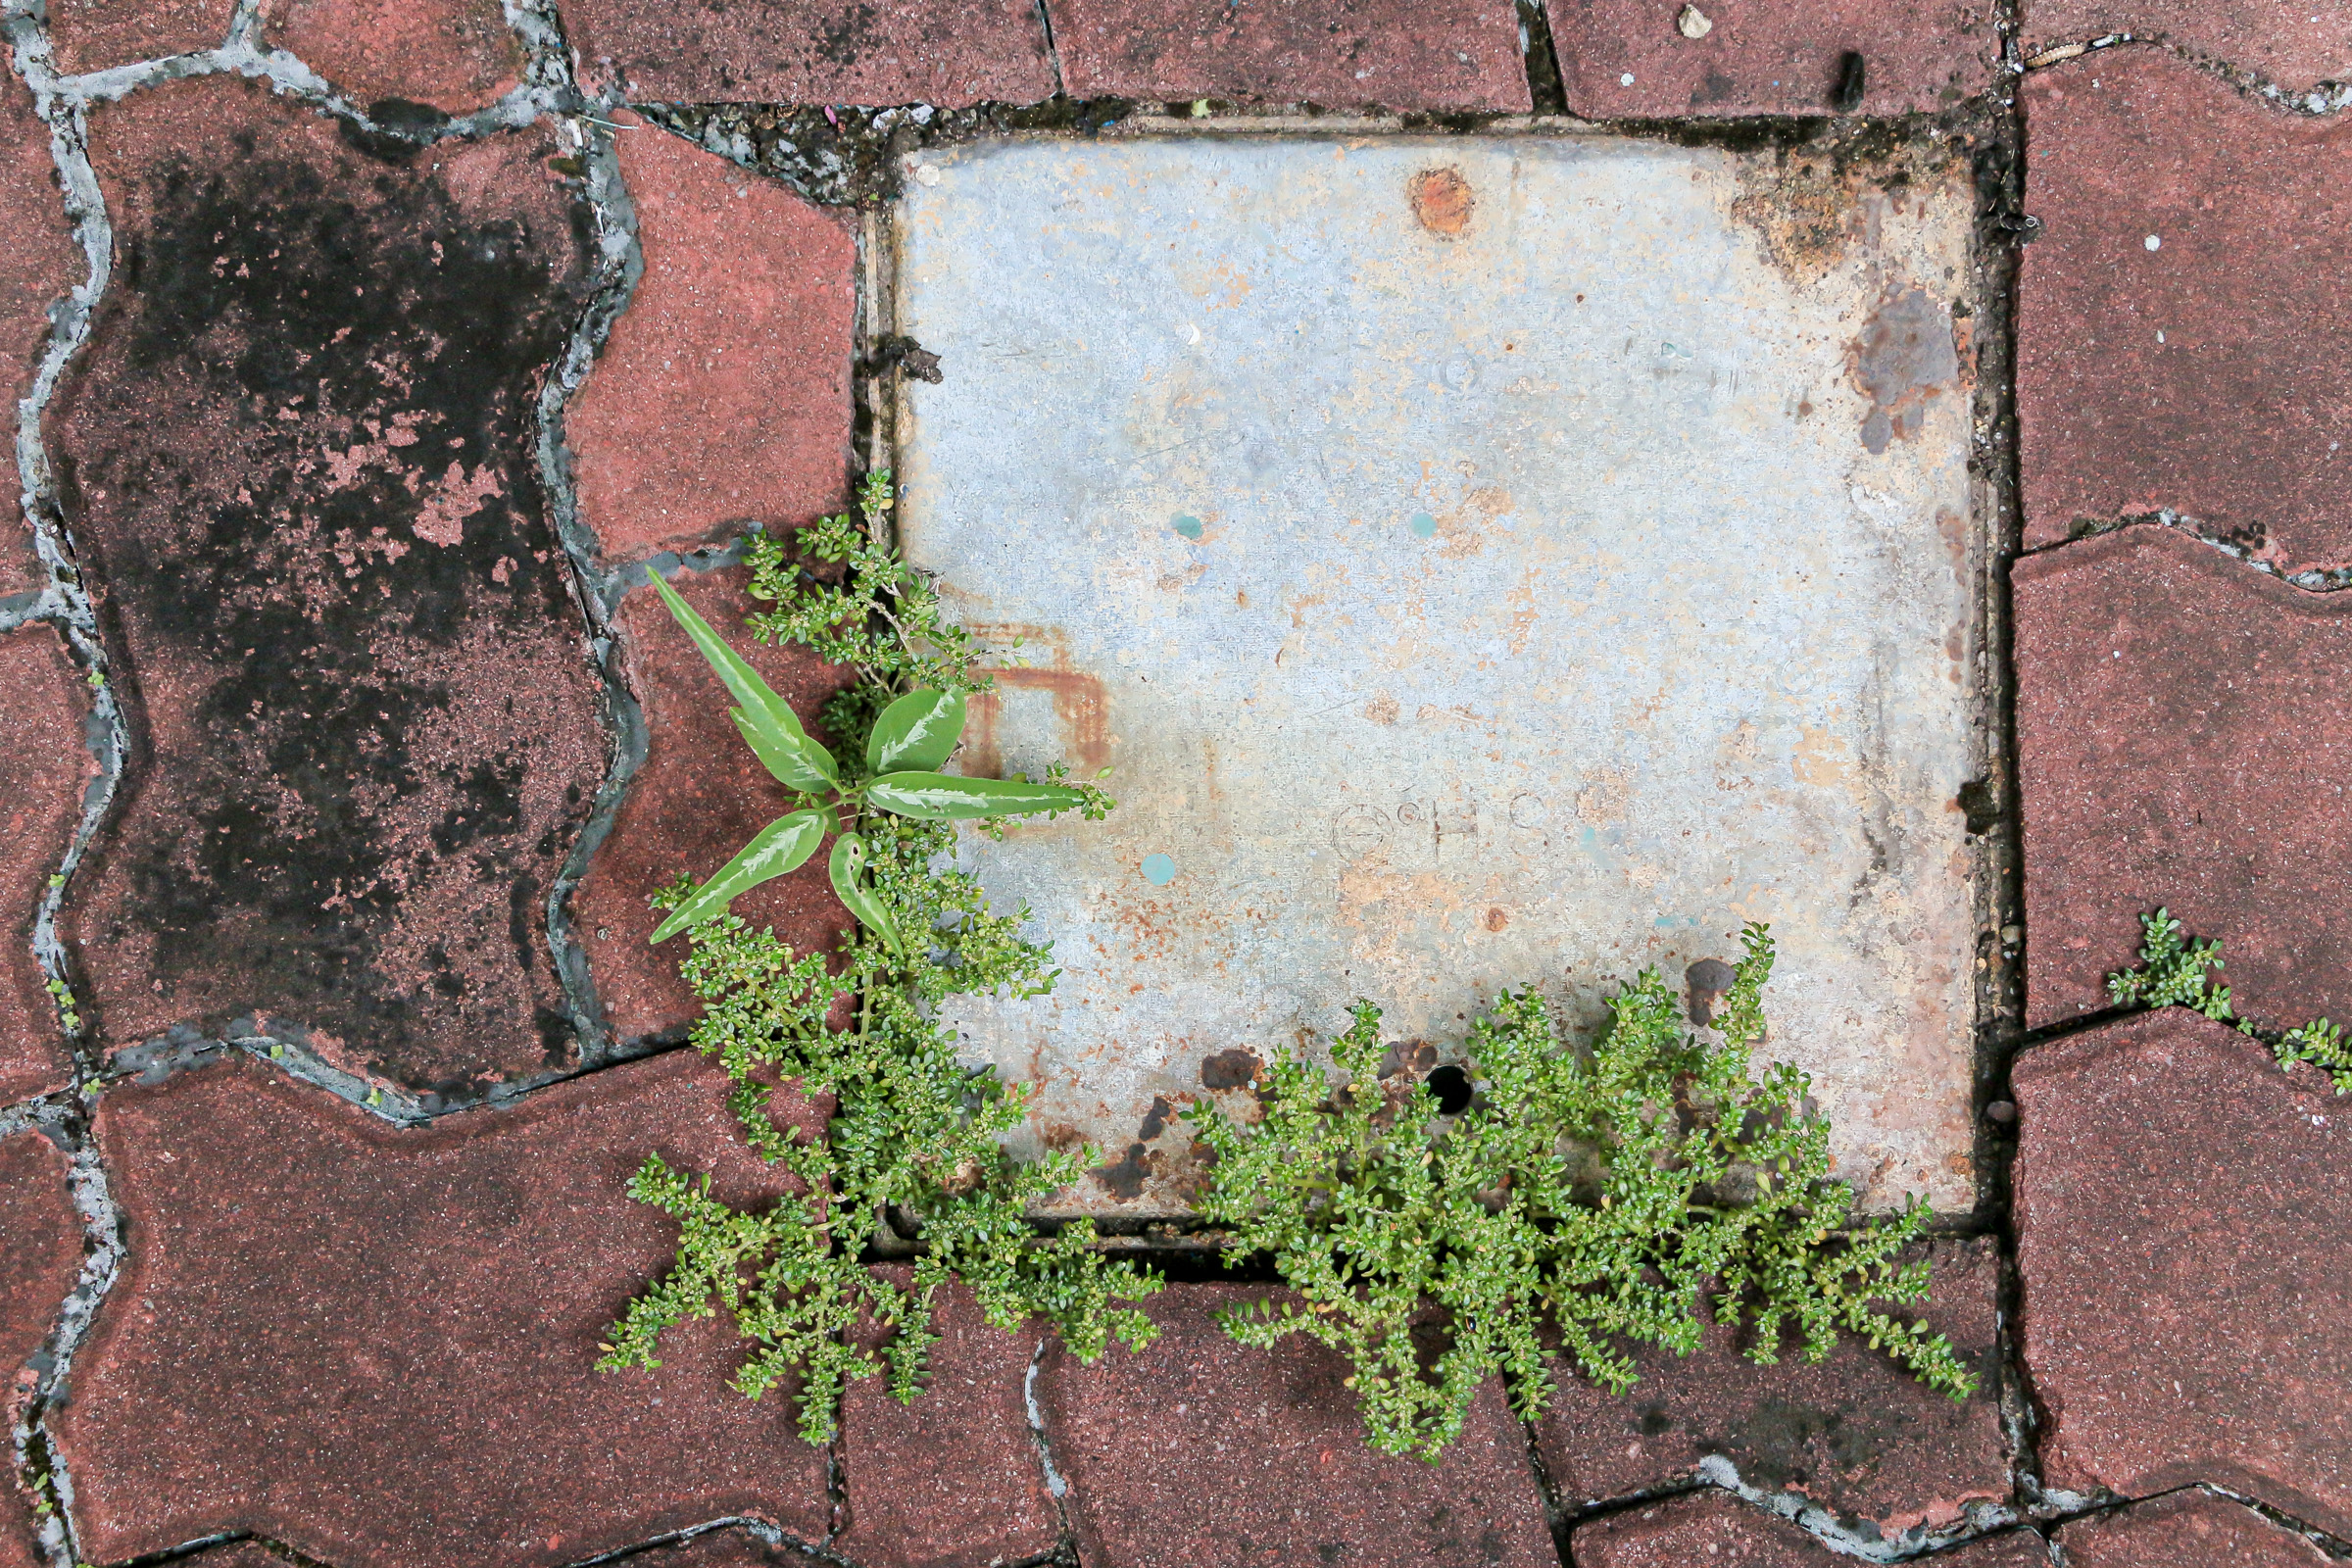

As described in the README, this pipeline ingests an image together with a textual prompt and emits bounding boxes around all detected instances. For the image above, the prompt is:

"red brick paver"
[2013,525,2352,1030]
[1,1129,79,1568]
[260,0,523,115]
[53,76,604,1096]
[50,1050,832,1568]
[0,628,89,1105]
[834,1271,1059,1567]
[2019,50,2352,576]
[573,566,855,1044]
[1532,1238,2005,1539]
[44,0,230,74]
[1572,1493,2047,1565]
[2021,0,2352,92]
[1548,0,1997,118]
[566,118,855,564]
[2013,1009,2352,1539]
[1037,1284,1555,1568]
[0,66,74,600]
[2061,1490,2333,1568]
[561,0,1054,106]
[1052,0,1533,111]
[609,1531,823,1567]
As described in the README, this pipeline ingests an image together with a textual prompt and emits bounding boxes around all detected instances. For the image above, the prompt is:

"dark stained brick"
[572,566,855,1045]
[52,76,606,1097]
[2021,0,2351,92]
[2013,1009,2352,1539]
[2013,525,2352,1030]
[2018,50,2352,577]
[1532,1239,2005,1541]
[1571,1492,2048,1566]
[1052,0,1532,111]
[261,0,524,116]
[49,1049,832,1568]
[1037,1284,1555,1568]
[1548,0,1997,118]
[834,1269,1058,1568]
[2060,1490,2333,1568]
[565,118,855,564]
[0,64,75,600]
[560,0,1054,106]
[0,628,90,1104]
[45,0,230,74]
[1,1129,79,1568]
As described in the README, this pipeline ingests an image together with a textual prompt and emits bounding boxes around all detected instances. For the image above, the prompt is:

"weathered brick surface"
[45,0,230,74]
[611,1531,822,1568]
[2060,1490,2333,1568]
[0,628,89,1105]
[2013,525,2352,1030]
[1549,0,1997,118]
[1533,1238,2005,1539]
[50,1050,832,1568]
[561,0,1054,105]
[1052,0,1532,110]
[2014,1009,2352,1539]
[1038,1284,1555,1568]
[0,65,74,599]
[1571,1493,2047,1566]
[261,0,524,115]
[834,1270,1058,1567]
[1,1129,79,1568]
[572,567,854,1045]
[2019,51,2352,576]
[53,75,605,1097]
[566,119,855,564]
[2022,0,2352,91]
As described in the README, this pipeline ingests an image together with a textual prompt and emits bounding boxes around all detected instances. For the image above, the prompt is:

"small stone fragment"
[1678,5,1713,38]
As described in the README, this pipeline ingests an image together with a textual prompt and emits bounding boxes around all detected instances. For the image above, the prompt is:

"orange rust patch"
[1407,166,1474,237]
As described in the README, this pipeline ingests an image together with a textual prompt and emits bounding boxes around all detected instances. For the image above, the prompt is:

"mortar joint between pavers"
[2030,512,2352,594]
[1511,0,1570,117]
[558,1515,841,1568]
[2016,33,2352,116]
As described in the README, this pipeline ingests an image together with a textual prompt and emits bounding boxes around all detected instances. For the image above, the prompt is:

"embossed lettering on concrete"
[896,136,1982,1213]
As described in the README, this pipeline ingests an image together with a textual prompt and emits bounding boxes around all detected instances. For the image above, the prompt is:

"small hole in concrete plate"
[1426,1064,1473,1115]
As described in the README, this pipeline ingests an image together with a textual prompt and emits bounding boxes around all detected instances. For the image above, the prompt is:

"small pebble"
[1677,5,1713,38]
[1986,1101,2017,1125]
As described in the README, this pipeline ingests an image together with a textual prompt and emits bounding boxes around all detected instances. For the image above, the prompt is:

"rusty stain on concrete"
[1407,165,1475,236]
[895,136,1982,1215]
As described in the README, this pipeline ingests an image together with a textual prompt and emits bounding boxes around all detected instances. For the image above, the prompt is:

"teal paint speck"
[1172,514,1204,540]
[1408,512,1437,539]
[1141,853,1176,885]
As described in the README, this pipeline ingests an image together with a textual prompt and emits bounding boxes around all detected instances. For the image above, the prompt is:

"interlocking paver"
[2021,0,2352,92]
[560,0,1054,105]
[44,0,229,74]
[2013,525,2352,1030]
[2060,1489,2333,1568]
[1036,1284,1555,1568]
[833,1270,1058,1567]
[1548,0,1997,118]
[0,66,74,600]
[1,1129,79,1568]
[566,118,855,564]
[611,1531,821,1567]
[261,0,524,116]
[1570,1492,2047,1565]
[52,75,605,1096]
[1532,1239,2005,1540]
[572,566,854,1044]
[2018,50,2352,576]
[0,628,90,1105]
[50,1049,832,1568]
[2013,1009,2352,1539]
[1051,0,1532,110]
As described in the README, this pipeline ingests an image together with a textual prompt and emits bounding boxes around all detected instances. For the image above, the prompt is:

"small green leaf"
[828,833,903,954]
[866,688,967,774]
[866,772,1088,820]
[651,809,827,942]
[650,569,806,748]
[731,708,839,793]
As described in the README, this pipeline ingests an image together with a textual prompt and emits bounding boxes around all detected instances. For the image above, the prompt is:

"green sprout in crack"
[1188,921,1975,1461]
[2108,908,2351,1092]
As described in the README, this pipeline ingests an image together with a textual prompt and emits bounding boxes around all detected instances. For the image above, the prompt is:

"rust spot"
[1377,1039,1439,1080]
[1139,1093,1177,1141]
[956,623,1111,780]
[1730,157,1857,280]
[1484,906,1509,932]
[1407,166,1473,238]
[1851,287,1958,454]
[1095,1141,1153,1200]
[1200,1048,1261,1090]
[1040,1120,1086,1152]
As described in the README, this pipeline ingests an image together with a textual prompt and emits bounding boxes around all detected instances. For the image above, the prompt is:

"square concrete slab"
[895,133,1984,1214]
